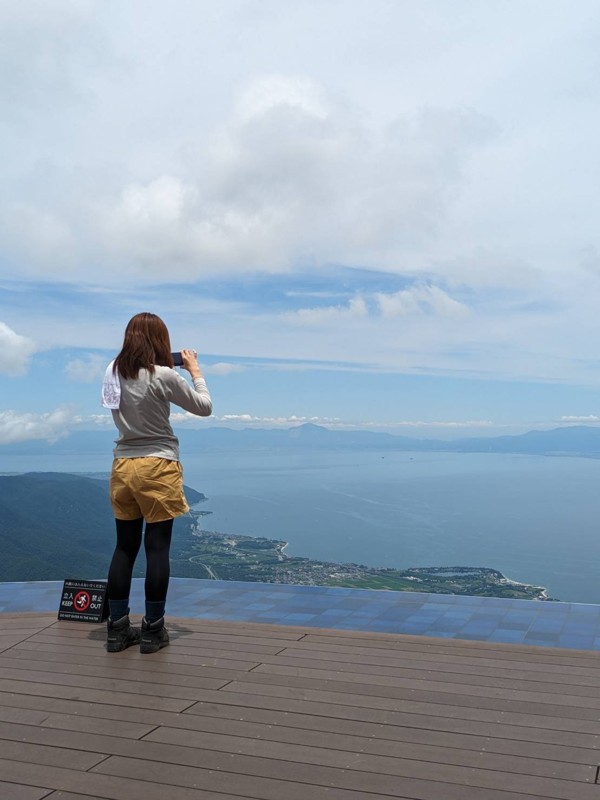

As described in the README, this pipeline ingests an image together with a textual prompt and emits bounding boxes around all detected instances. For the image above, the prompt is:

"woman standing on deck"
[101,312,212,653]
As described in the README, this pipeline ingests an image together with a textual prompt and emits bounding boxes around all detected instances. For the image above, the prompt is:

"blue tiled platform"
[2,578,600,651]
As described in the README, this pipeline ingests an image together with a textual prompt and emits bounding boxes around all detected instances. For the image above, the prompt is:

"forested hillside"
[0,473,204,581]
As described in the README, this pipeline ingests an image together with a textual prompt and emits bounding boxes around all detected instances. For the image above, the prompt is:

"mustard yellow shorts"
[109,457,189,523]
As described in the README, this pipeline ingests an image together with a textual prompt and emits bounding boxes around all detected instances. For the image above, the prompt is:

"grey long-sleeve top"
[111,366,212,460]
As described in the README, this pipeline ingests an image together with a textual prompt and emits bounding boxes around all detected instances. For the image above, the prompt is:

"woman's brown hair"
[114,312,174,379]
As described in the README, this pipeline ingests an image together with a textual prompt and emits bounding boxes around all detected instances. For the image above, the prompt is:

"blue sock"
[109,599,129,621]
[145,600,165,624]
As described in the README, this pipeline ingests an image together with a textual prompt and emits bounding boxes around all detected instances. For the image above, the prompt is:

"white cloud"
[278,281,470,338]
[168,411,340,428]
[217,414,335,426]
[203,362,246,376]
[358,420,494,430]
[0,1,101,122]
[76,413,113,427]
[236,74,331,122]
[0,322,38,375]
[65,353,108,383]
[376,285,469,318]
[0,406,73,444]
[169,411,213,425]
[2,3,600,392]
[3,205,78,272]
[284,296,368,326]
[560,415,600,424]
[165,412,496,432]
[1,70,497,282]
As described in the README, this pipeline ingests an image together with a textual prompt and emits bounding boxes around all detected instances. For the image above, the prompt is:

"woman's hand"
[181,349,202,379]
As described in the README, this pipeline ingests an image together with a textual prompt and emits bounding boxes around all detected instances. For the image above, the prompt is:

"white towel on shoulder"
[101,360,121,409]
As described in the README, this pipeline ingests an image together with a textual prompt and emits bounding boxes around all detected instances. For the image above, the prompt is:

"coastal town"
[169,517,550,601]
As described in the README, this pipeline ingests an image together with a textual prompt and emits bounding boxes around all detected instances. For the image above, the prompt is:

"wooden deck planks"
[216,674,600,722]
[0,713,593,784]
[249,658,600,696]
[0,780,52,800]
[0,616,56,656]
[147,704,600,765]
[0,613,598,799]
[262,647,600,686]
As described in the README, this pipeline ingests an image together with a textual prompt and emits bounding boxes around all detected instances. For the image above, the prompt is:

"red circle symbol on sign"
[73,591,91,612]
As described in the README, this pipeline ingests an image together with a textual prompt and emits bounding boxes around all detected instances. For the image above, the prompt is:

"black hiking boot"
[140,616,169,654]
[106,615,141,653]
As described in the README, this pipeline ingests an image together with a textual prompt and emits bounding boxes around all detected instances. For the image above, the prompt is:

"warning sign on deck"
[58,579,108,623]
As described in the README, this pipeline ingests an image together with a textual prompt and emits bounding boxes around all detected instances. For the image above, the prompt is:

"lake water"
[186,450,600,604]
[4,449,600,604]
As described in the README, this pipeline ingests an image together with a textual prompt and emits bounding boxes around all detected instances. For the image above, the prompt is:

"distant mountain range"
[3,423,600,457]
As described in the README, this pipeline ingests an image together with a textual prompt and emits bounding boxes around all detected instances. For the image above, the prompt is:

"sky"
[2,0,600,444]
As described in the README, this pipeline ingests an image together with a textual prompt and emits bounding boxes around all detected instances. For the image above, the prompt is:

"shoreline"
[499,571,549,599]
[209,522,550,600]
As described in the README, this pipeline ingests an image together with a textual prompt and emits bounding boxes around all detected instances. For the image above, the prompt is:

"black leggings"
[107,517,173,602]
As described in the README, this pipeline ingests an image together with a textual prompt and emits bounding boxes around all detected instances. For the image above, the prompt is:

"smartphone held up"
[171,351,198,368]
